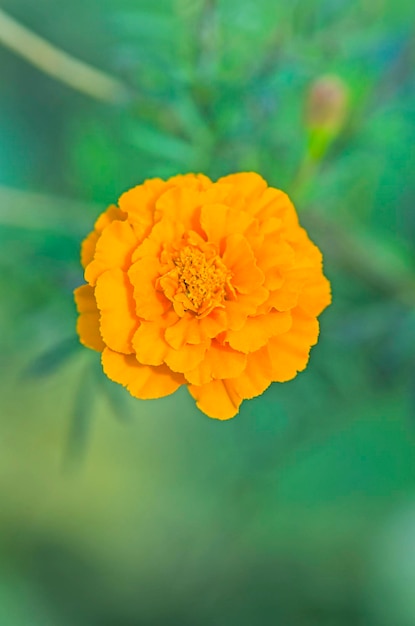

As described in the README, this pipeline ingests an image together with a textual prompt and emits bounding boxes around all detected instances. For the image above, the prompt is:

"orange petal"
[164,313,207,349]
[217,172,268,203]
[224,286,269,330]
[253,235,295,290]
[118,179,165,241]
[184,341,246,385]
[168,173,212,190]
[132,217,185,262]
[297,273,332,317]
[128,258,169,320]
[81,231,99,269]
[74,285,105,352]
[85,220,138,286]
[249,187,299,228]
[131,314,176,366]
[182,358,212,386]
[164,340,210,374]
[200,203,253,250]
[266,263,317,311]
[226,348,273,400]
[95,205,126,232]
[222,234,264,294]
[94,269,137,354]
[265,286,300,312]
[164,308,228,350]
[80,205,125,269]
[198,308,228,338]
[102,347,184,399]
[204,341,246,379]
[288,229,323,264]
[155,186,203,234]
[188,379,242,419]
[132,314,209,371]
[227,310,292,353]
[266,307,320,382]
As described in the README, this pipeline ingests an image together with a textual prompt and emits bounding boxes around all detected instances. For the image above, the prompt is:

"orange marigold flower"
[74,173,331,419]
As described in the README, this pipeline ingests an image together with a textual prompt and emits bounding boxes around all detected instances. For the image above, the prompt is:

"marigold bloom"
[74,173,331,419]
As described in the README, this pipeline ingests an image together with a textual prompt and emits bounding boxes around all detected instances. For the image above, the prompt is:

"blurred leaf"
[22,336,81,379]
[67,117,132,202]
[94,364,132,423]
[129,122,196,164]
[173,92,213,141]
[0,572,54,626]
[0,186,96,235]
[113,10,176,41]
[63,364,96,470]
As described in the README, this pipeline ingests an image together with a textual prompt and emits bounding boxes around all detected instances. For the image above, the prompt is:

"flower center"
[177,245,228,309]
[159,244,233,317]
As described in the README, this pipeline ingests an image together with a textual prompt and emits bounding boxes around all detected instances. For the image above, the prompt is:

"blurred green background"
[1,0,415,624]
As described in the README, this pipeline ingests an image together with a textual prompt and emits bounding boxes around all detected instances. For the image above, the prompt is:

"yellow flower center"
[159,244,233,317]
[177,245,228,309]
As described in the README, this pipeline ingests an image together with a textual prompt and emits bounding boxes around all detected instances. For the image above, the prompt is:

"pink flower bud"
[306,75,349,134]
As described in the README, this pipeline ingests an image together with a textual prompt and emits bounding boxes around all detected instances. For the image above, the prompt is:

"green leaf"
[113,10,175,41]
[129,122,196,165]
[22,337,81,379]
[63,364,96,471]
[94,364,132,423]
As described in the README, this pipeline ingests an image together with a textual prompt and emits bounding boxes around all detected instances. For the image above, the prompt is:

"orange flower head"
[74,172,331,419]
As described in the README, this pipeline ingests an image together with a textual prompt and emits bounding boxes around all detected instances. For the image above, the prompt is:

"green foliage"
[0,0,415,625]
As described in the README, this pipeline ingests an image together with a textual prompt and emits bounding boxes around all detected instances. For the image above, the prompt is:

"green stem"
[0,8,129,103]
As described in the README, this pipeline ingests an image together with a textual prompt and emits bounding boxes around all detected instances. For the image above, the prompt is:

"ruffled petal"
[266,307,320,382]
[131,217,185,262]
[226,310,292,353]
[95,205,126,231]
[249,187,299,228]
[226,348,273,400]
[206,341,246,379]
[198,308,228,338]
[297,273,332,317]
[85,220,138,286]
[164,340,210,374]
[217,172,268,204]
[168,173,212,190]
[188,379,242,420]
[74,285,105,352]
[200,203,253,251]
[266,263,319,311]
[184,340,246,385]
[163,307,230,349]
[266,284,300,311]
[118,178,165,240]
[164,313,206,349]
[155,186,204,234]
[132,312,177,366]
[182,358,212,386]
[218,177,298,232]
[128,258,169,320]
[95,269,137,354]
[81,231,99,269]
[81,205,126,269]
[224,287,269,330]
[253,235,295,291]
[102,347,184,399]
[222,234,264,294]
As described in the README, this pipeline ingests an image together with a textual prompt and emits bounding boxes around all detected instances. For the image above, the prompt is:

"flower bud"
[305,75,349,134]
